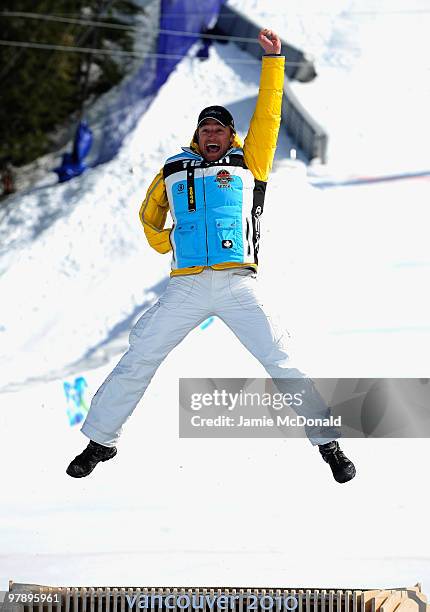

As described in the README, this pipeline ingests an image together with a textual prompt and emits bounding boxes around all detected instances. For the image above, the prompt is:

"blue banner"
[155,0,226,86]
[54,121,93,182]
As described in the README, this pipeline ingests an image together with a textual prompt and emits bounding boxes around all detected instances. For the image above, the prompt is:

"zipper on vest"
[202,167,209,265]
[187,164,196,212]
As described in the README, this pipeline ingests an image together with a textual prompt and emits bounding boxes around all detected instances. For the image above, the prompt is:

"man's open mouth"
[206,144,221,153]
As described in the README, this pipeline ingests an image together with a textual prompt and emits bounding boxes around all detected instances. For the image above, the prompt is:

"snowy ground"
[1,2,430,597]
[2,380,430,590]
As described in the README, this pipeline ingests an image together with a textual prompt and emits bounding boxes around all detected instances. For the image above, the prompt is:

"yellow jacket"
[139,55,285,276]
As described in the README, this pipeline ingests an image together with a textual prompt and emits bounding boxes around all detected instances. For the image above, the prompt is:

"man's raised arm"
[243,28,285,182]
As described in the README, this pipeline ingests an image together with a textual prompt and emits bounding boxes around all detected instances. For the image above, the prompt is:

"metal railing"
[3,582,429,612]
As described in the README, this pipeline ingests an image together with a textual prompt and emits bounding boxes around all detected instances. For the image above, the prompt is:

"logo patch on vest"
[222,239,233,249]
[176,183,185,194]
[216,169,232,188]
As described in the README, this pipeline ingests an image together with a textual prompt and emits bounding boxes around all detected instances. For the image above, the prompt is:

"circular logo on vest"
[222,239,233,249]
[216,169,232,188]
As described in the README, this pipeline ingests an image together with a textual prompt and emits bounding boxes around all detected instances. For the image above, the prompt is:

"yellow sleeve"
[139,169,172,254]
[243,55,285,181]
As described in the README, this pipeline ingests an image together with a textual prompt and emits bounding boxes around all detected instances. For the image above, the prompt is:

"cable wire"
[1,11,266,44]
[3,8,430,18]
[0,39,309,66]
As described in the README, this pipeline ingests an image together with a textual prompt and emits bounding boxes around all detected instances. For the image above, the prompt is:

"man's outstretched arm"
[243,28,285,182]
[139,169,172,254]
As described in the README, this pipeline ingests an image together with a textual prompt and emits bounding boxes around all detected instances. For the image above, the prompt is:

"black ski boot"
[66,440,117,478]
[318,441,356,483]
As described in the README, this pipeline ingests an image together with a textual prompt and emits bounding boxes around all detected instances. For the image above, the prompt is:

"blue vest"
[163,147,266,270]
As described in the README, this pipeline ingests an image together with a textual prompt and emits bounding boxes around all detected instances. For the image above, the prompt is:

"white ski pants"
[81,268,336,446]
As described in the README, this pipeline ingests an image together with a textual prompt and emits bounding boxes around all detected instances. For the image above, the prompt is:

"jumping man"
[67,28,356,483]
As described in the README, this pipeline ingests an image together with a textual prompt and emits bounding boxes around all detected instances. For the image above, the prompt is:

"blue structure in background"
[95,0,226,164]
[155,0,225,84]
[54,121,93,183]
[63,376,90,426]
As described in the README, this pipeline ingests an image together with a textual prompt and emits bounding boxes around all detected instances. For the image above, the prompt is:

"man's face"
[197,119,233,162]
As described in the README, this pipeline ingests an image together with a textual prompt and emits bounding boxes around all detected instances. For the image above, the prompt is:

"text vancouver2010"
[125,594,299,610]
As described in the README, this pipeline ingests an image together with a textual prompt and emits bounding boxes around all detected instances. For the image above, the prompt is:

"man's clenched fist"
[258,28,281,54]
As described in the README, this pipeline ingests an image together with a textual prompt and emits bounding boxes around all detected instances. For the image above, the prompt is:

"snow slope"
[1,3,430,596]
